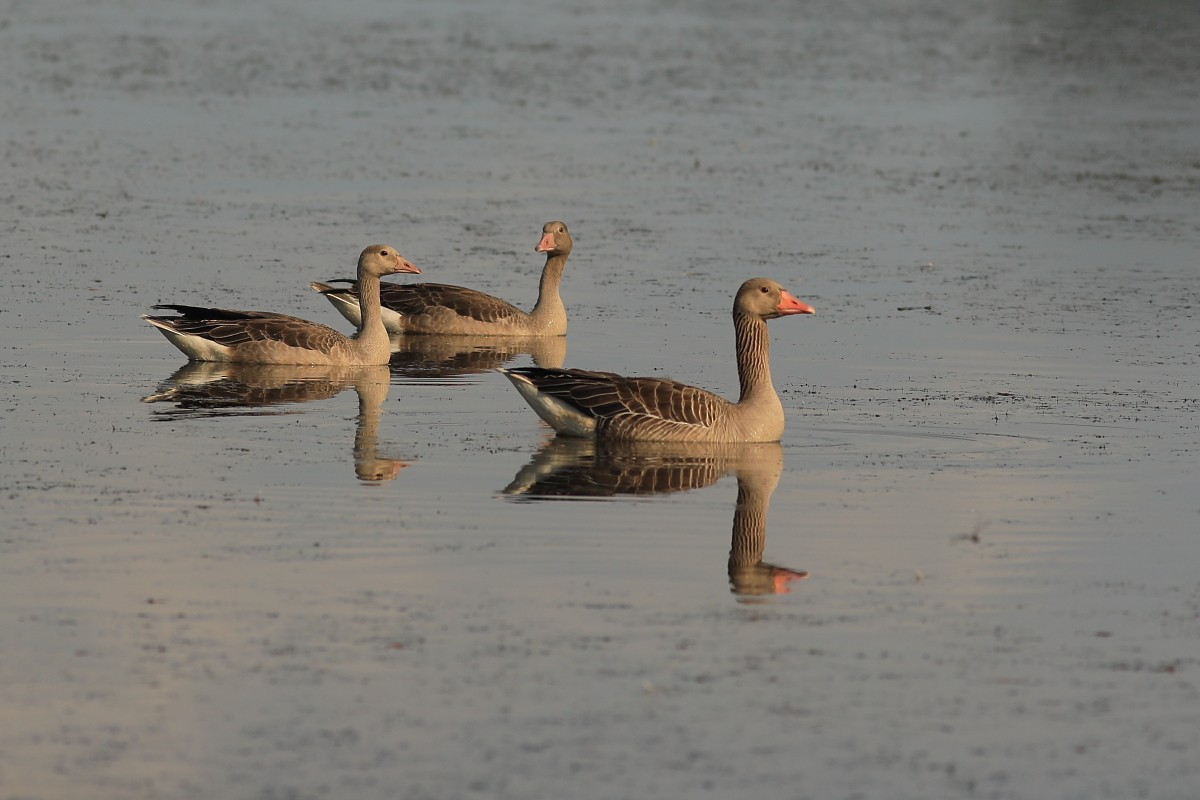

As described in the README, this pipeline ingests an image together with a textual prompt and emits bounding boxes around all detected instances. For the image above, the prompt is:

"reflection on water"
[388,334,566,380]
[503,439,807,598]
[141,363,407,482]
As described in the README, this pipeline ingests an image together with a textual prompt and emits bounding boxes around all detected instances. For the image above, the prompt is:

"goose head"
[358,245,422,278]
[735,278,815,319]
[535,221,572,257]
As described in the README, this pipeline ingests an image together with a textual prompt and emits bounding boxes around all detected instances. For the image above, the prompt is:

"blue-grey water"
[2,1,1198,798]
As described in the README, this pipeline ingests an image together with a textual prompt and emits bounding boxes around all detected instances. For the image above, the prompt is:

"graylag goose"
[143,245,420,365]
[499,278,815,443]
[310,221,572,336]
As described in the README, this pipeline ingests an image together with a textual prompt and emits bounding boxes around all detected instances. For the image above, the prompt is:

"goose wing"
[316,280,528,325]
[380,282,527,324]
[506,367,728,428]
[147,305,347,354]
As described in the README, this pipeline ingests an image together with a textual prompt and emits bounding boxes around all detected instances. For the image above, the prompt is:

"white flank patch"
[144,318,233,362]
[502,371,595,438]
[326,294,404,332]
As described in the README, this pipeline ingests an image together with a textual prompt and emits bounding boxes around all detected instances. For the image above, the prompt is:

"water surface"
[2,0,1199,798]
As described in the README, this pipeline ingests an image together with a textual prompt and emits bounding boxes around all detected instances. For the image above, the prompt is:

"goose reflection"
[503,439,807,597]
[141,363,407,482]
[388,333,565,379]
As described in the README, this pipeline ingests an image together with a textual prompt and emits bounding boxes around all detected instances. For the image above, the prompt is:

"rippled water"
[3,0,1199,798]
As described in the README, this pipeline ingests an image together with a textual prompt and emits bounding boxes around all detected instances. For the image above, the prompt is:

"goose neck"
[355,272,384,333]
[529,253,568,324]
[734,311,773,402]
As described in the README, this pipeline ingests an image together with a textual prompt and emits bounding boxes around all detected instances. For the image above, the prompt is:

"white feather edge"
[498,369,596,438]
[317,290,405,332]
[141,316,234,362]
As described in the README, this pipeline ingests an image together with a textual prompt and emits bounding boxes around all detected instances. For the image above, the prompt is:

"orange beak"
[535,232,557,253]
[393,256,421,274]
[777,289,815,315]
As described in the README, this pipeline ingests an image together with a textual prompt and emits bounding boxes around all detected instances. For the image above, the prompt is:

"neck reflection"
[503,438,806,597]
[142,362,408,483]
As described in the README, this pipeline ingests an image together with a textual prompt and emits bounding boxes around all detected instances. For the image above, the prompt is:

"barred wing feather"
[509,368,728,427]
[381,282,528,325]
[148,305,345,355]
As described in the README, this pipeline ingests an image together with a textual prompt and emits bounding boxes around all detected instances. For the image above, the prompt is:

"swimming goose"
[143,245,420,365]
[310,221,572,336]
[499,278,815,443]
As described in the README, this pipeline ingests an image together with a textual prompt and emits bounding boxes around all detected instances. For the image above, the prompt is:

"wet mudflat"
[2,0,1199,798]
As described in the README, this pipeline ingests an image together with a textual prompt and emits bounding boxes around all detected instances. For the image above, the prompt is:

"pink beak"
[535,232,557,253]
[777,289,815,315]
[393,256,421,274]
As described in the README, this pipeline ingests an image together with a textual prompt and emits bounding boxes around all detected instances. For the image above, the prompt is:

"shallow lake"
[2,0,1198,798]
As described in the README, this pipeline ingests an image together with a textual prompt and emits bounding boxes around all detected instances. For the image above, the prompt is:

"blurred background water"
[2,0,1198,797]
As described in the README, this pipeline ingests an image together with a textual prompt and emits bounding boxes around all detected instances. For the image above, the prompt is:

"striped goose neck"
[734,311,772,402]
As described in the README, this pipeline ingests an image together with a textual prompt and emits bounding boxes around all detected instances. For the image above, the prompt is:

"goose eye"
[380,249,390,256]
[760,286,769,293]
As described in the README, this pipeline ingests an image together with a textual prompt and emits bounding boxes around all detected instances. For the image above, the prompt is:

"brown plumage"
[143,245,420,365]
[499,278,815,443]
[311,221,572,336]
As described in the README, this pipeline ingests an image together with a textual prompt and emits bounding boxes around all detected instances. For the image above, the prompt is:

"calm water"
[2,0,1199,798]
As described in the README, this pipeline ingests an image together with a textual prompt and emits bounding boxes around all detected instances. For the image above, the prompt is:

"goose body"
[311,221,572,336]
[143,245,420,365]
[500,278,814,443]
